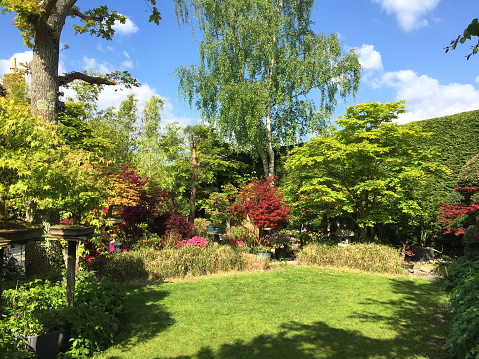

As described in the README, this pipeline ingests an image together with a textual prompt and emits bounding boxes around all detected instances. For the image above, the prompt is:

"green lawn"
[94,266,448,359]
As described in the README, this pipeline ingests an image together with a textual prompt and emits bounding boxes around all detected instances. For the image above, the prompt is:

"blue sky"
[1,0,478,127]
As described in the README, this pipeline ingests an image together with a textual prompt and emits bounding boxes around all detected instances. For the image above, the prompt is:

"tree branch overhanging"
[68,6,103,23]
[58,71,140,88]
[59,72,117,86]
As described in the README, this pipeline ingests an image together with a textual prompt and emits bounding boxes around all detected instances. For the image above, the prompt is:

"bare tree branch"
[68,6,103,22]
[58,72,118,86]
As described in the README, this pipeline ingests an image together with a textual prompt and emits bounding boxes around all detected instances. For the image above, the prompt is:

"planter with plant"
[202,184,238,236]
[0,273,126,358]
[1,279,65,359]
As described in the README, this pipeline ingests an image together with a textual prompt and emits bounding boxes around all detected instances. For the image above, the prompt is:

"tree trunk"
[30,0,76,123]
[188,141,198,224]
[258,149,270,179]
[31,21,60,123]
[265,112,275,178]
[358,226,368,242]
[25,242,51,277]
[261,0,282,179]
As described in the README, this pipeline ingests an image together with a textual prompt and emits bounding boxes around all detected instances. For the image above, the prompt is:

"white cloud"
[372,0,440,31]
[82,56,113,74]
[358,44,383,72]
[112,16,139,36]
[160,99,198,127]
[375,69,479,123]
[0,51,33,77]
[121,51,134,69]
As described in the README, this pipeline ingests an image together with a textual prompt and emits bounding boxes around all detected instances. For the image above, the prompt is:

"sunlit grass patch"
[95,266,448,359]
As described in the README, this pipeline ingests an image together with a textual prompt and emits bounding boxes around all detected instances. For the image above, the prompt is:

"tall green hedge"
[388,109,479,248]
[415,109,479,188]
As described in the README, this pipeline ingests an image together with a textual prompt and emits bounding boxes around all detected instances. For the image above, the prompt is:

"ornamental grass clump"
[100,244,267,282]
[297,243,406,275]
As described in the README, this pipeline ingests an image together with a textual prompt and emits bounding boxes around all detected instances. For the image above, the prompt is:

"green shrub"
[63,277,125,357]
[297,243,406,275]
[193,217,211,238]
[0,274,125,358]
[443,258,479,358]
[100,245,255,281]
[463,226,479,259]
[130,230,163,250]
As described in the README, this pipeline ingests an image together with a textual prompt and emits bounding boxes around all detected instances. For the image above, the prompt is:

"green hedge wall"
[415,109,479,188]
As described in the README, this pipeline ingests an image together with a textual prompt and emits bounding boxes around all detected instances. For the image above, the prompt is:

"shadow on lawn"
[154,320,434,359]
[347,277,448,359]
[113,284,175,352]
[156,278,448,359]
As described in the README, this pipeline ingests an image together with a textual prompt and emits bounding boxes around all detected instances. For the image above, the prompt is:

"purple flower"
[13,313,21,318]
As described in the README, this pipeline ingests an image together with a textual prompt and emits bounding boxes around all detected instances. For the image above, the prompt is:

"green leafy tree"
[285,101,449,242]
[182,124,245,223]
[0,98,109,224]
[176,0,361,178]
[65,80,141,165]
[446,18,479,59]
[58,101,114,156]
[1,71,29,103]
[135,96,165,179]
[0,0,183,122]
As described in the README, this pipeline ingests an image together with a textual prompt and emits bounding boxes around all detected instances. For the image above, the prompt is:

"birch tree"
[176,0,361,177]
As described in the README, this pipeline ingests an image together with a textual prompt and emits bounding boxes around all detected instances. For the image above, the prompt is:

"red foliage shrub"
[438,186,479,236]
[230,177,290,238]
[164,214,193,238]
[114,165,181,246]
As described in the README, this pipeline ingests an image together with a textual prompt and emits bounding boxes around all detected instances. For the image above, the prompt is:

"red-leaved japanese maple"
[230,177,290,238]
[438,186,479,235]
[115,165,190,246]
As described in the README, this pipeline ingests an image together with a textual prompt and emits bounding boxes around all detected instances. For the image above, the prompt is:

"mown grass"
[94,266,448,359]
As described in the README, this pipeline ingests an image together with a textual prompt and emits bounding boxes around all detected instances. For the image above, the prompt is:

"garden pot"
[49,225,95,237]
[23,328,65,359]
[0,225,44,244]
[206,225,225,234]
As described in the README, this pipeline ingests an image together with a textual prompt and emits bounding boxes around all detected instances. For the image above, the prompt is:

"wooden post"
[66,240,76,307]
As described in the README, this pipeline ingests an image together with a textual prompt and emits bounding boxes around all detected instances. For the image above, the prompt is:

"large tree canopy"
[0,0,184,122]
[176,0,361,178]
[285,101,449,242]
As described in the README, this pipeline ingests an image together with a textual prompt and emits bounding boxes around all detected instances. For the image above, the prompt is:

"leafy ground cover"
[94,266,448,359]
